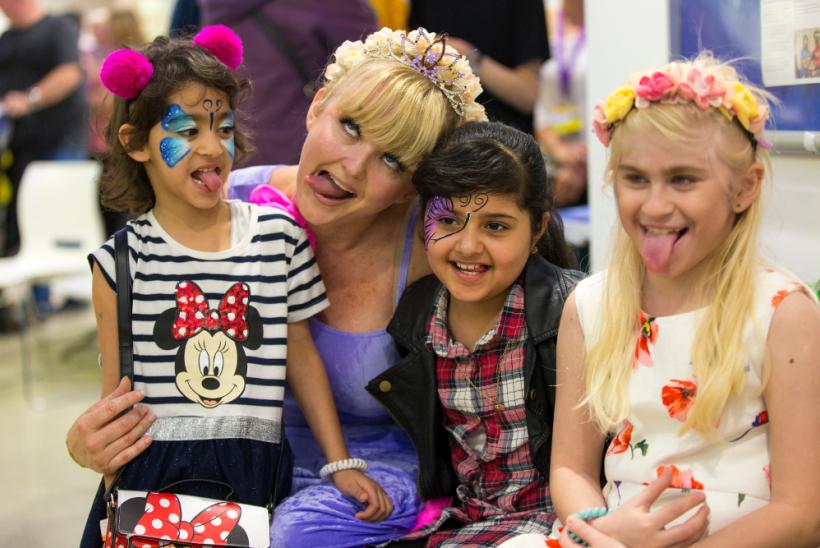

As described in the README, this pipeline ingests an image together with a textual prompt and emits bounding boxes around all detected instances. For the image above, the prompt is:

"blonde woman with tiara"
[541,54,820,548]
[67,27,487,547]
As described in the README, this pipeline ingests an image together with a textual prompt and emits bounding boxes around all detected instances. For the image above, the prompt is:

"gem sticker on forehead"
[159,104,193,168]
[424,193,490,248]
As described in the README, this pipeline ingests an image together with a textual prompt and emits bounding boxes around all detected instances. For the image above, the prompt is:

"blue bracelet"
[568,506,609,546]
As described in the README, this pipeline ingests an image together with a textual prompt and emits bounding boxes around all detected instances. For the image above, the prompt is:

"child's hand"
[332,469,393,522]
[588,469,709,547]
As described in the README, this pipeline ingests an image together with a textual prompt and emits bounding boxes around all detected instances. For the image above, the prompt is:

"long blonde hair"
[584,55,774,435]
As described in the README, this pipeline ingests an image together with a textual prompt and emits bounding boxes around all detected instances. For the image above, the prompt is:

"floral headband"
[324,27,486,122]
[592,62,771,149]
[100,25,243,100]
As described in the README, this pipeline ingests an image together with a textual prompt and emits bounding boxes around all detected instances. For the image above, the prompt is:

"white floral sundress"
[573,263,811,533]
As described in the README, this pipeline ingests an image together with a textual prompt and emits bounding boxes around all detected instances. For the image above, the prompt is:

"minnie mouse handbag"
[104,230,275,548]
[105,486,271,547]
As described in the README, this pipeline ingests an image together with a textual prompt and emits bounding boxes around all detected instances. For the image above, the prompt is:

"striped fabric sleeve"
[285,220,328,323]
[88,227,136,292]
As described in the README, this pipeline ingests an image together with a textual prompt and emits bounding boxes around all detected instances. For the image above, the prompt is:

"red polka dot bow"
[172,281,250,341]
[131,492,242,546]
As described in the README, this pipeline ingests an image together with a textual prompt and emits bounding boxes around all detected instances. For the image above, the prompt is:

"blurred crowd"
[0,0,588,270]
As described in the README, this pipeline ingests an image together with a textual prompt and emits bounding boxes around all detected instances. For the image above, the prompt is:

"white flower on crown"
[323,27,486,122]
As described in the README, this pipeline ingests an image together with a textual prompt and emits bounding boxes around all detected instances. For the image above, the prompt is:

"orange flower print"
[771,289,789,308]
[608,420,649,458]
[662,379,697,421]
[546,538,562,548]
[608,420,633,455]
[656,465,704,490]
[634,311,658,368]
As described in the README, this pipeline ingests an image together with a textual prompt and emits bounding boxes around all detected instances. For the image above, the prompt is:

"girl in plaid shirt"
[368,121,583,547]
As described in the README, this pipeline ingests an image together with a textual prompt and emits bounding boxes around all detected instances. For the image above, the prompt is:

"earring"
[530,243,539,254]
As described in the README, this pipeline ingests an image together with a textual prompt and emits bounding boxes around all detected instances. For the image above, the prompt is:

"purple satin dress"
[230,167,421,547]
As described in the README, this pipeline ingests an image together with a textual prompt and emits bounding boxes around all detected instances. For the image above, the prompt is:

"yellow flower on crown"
[729,82,759,131]
[603,88,636,124]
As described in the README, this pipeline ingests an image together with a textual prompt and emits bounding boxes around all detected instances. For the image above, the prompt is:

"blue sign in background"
[671,0,820,132]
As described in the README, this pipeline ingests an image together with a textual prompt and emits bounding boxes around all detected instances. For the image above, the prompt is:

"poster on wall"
[761,0,820,86]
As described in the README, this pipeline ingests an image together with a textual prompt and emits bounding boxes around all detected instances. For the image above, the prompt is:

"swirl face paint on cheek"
[159,104,193,168]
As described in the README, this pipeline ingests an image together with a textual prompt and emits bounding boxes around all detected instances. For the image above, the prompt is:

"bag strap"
[114,227,134,382]
[252,11,317,97]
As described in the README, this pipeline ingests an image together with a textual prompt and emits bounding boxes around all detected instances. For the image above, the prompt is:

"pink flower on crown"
[592,104,611,146]
[677,68,725,110]
[748,104,769,135]
[635,71,676,107]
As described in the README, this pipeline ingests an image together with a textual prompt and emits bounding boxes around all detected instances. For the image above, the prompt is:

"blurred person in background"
[0,0,87,257]
[0,0,87,321]
[197,0,378,165]
[0,0,87,256]
[408,0,549,134]
[535,0,587,208]
[82,7,146,158]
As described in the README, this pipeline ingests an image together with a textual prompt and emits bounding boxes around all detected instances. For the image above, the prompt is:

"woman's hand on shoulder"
[331,469,393,522]
[66,377,155,478]
[590,470,709,548]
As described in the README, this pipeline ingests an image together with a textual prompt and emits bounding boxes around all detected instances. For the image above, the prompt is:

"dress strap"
[394,202,420,307]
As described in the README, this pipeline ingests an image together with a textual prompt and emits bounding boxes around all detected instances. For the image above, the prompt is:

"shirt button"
[529,388,536,400]
[378,380,392,393]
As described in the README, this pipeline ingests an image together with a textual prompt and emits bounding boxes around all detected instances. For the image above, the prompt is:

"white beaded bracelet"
[319,457,368,480]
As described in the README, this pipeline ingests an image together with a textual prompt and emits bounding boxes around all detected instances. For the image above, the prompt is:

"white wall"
[585,0,820,283]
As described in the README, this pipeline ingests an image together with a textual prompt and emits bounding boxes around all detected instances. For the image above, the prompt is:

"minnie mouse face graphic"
[154,281,262,408]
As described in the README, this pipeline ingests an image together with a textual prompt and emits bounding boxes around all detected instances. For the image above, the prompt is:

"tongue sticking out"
[194,170,222,193]
[309,174,354,200]
[642,231,678,272]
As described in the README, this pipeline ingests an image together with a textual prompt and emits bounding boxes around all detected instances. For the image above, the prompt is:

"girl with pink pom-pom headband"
[100,25,244,100]
[592,55,772,150]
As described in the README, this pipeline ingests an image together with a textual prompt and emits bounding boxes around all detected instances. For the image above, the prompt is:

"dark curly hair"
[100,34,253,216]
[412,121,576,269]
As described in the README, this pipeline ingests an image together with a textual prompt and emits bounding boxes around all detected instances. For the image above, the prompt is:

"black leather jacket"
[366,255,584,500]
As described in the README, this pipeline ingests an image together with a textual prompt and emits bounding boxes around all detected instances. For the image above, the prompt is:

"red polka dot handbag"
[104,485,271,548]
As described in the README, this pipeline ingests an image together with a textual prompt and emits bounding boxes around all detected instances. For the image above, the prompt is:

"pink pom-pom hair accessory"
[100,25,244,100]
[100,49,154,100]
[193,24,243,70]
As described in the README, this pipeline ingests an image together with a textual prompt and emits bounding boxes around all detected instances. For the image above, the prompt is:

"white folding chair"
[0,160,105,407]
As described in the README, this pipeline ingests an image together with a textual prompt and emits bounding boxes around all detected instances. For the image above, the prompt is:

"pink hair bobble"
[100,49,154,99]
[193,25,243,70]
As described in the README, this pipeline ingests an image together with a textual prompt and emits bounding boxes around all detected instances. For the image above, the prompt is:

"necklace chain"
[460,340,515,413]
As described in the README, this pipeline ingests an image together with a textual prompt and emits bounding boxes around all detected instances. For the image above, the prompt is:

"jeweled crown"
[324,27,486,121]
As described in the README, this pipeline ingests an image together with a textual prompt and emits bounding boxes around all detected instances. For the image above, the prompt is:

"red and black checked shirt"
[407,281,553,546]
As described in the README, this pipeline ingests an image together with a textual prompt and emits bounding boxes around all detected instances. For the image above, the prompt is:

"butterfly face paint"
[201,97,224,130]
[220,110,235,160]
[424,193,489,248]
[158,99,236,166]
[159,104,194,168]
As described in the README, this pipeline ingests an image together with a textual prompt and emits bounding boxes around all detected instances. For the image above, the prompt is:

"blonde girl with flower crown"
[540,53,820,548]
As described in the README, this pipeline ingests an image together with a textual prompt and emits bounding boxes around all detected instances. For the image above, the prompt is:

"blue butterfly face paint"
[159,104,193,168]
[424,193,489,248]
[219,110,235,160]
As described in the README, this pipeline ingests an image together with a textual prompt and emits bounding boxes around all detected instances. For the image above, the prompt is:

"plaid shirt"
[403,280,554,547]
